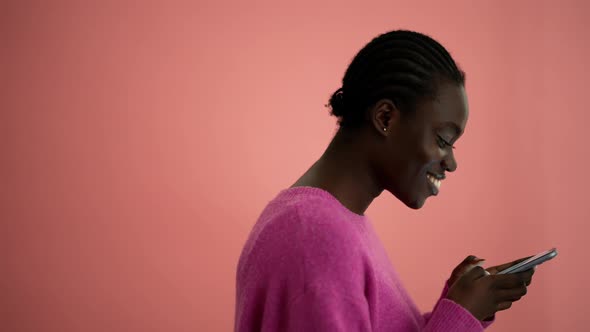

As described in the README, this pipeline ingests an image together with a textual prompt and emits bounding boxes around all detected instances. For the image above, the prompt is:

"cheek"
[406,144,442,195]
[386,130,440,192]
[411,140,440,176]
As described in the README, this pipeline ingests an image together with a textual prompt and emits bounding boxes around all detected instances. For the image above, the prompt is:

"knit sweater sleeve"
[285,279,495,332]
[422,280,495,330]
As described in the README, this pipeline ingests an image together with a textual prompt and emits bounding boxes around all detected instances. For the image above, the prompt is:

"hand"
[479,256,536,321]
[446,265,535,321]
[448,255,486,287]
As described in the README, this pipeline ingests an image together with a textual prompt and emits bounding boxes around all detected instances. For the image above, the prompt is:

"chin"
[405,198,426,210]
[390,189,426,210]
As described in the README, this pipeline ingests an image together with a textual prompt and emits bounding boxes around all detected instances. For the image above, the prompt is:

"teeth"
[427,174,442,190]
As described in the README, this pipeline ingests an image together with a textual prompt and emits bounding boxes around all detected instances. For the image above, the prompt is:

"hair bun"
[328,88,346,117]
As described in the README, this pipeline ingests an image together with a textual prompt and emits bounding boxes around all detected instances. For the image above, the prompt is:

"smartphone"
[496,248,558,275]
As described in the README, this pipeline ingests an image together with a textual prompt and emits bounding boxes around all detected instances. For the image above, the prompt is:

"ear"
[369,99,401,136]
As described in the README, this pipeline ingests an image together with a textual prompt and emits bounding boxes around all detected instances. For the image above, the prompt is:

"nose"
[442,151,457,172]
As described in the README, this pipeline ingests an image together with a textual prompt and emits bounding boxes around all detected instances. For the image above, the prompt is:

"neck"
[291,127,383,215]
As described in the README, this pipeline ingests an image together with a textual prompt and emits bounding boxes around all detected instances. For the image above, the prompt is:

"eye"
[436,135,455,149]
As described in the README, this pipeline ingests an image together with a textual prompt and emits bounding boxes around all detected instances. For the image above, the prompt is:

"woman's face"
[375,83,469,209]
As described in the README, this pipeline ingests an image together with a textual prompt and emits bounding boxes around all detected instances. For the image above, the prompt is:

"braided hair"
[329,30,465,129]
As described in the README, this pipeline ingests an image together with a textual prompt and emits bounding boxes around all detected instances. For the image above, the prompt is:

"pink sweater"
[235,186,494,331]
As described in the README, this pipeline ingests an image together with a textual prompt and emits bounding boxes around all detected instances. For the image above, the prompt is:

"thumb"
[453,256,484,274]
[464,265,487,281]
[463,259,486,273]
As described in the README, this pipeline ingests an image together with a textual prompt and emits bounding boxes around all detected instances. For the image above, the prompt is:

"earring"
[383,128,387,131]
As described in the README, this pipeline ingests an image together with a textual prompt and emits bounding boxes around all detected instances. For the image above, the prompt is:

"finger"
[453,256,478,275]
[464,265,487,281]
[525,270,534,286]
[462,259,486,274]
[456,256,483,269]
[485,266,499,275]
[517,266,535,276]
[463,255,477,263]
[516,268,535,286]
[464,255,485,264]
[496,301,513,311]
[491,274,525,289]
[453,256,480,273]
[495,286,527,302]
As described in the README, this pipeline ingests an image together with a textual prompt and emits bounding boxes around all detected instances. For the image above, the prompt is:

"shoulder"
[253,190,364,240]
[239,193,368,286]
[235,192,374,331]
[256,192,365,254]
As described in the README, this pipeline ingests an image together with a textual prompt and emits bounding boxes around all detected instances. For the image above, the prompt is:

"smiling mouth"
[426,173,442,194]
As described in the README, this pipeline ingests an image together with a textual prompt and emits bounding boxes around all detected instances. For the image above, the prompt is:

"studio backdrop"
[3,1,589,331]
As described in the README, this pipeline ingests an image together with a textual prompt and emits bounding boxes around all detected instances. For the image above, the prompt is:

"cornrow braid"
[329,30,465,129]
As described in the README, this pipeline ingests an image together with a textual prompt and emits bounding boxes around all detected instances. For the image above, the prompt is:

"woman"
[235,30,534,331]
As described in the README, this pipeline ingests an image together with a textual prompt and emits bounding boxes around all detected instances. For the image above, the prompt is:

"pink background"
[3,1,589,331]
